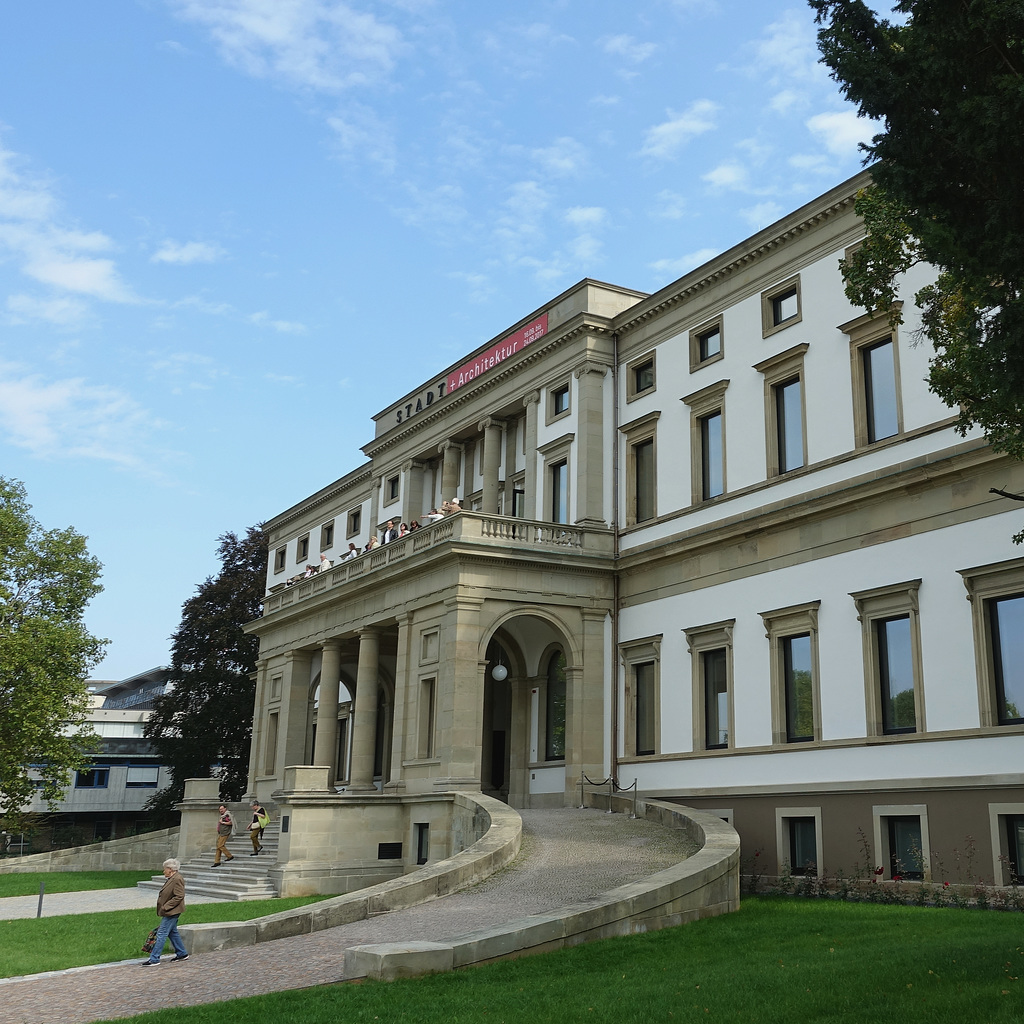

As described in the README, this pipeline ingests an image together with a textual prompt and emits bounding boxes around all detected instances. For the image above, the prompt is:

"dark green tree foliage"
[145,525,265,809]
[809,1,1024,470]
[0,478,106,822]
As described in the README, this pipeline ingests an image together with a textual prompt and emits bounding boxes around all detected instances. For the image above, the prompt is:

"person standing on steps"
[212,804,234,866]
[247,799,269,855]
[140,858,188,965]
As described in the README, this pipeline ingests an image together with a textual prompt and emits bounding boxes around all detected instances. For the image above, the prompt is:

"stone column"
[277,650,313,780]
[503,418,520,515]
[462,440,476,502]
[565,608,609,802]
[438,442,463,503]
[244,659,268,799]
[479,417,503,514]
[403,459,425,526]
[522,391,541,521]
[506,674,530,806]
[384,614,413,794]
[574,360,609,526]
[433,593,485,789]
[369,475,381,538]
[312,640,342,788]
[348,627,381,793]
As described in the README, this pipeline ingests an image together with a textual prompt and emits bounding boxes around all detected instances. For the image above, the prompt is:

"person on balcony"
[381,520,399,544]
[342,543,359,560]
[317,553,333,572]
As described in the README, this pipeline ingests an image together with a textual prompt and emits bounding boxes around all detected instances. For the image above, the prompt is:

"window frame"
[546,380,572,425]
[759,601,821,745]
[775,806,823,877]
[682,379,729,504]
[851,580,925,738]
[626,352,657,402]
[320,521,335,552]
[296,534,310,563]
[75,767,110,789]
[685,619,735,752]
[620,410,660,527]
[620,635,662,758]
[839,306,905,449]
[987,802,1024,884]
[273,546,287,574]
[873,804,930,880]
[346,507,362,538]
[689,316,724,372]
[958,557,1024,728]
[754,343,809,477]
[417,675,437,760]
[761,275,802,338]
[386,475,400,504]
[539,433,574,525]
[543,649,567,762]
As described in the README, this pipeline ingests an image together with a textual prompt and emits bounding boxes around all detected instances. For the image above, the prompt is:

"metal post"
[632,778,638,819]
[606,776,614,812]
[36,881,44,918]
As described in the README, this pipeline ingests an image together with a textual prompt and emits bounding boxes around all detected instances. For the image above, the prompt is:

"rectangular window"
[125,766,159,788]
[552,384,570,416]
[418,677,436,759]
[689,317,724,371]
[634,662,657,756]
[633,359,655,395]
[989,594,1024,724]
[1006,814,1024,883]
[703,648,729,749]
[297,534,309,562]
[783,634,814,742]
[634,438,655,523]
[264,712,279,775]
[877,616,916,734]
[775,378,804,473]
[550,459,568,523]
[863,339,899,443]
[851,581,924,737]
[545,653,567,761]
[320,521,334,551]
[700,411,724,500]
[387,475,400,502]
[75,768,109,788]
[274,546,286,573]
[887,816,924,879]
[347,508,361,537]
[762,276,802,337]
[789,817,817,876]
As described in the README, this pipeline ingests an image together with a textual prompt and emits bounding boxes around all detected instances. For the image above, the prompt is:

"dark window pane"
[634,360,655,392]
[699,327,721,360]
[703,648,728,748]
[772,289,798,325]
[551,461,568,523]
[701,412,723,499]
[887,816,923,879]
[634,662,656,755]
[877,616,915,733]
[775,377,804,473]
[546,652,566,760]
[991,594,1024,724]
[864,339,898,442]
[783,634,813,742]
[789,817,817,875]
[634,438,655,522]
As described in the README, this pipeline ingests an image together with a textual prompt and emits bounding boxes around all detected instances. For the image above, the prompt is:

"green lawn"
[0,870,156,897]
[41,896,1024,1023]
[0,892,328,978]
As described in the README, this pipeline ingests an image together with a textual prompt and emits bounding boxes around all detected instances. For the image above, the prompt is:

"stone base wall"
[0,827,179,874]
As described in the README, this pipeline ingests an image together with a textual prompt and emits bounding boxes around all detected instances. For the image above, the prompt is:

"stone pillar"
[522,391,540,520]
[348,627,381,792]
[433,594,485,789]
[574,360,609,526]
[245,659,268,799]
[369,475,381,538]
[479,417,503,514]
[403,459,425,526]
[176,778,222,864]
[384,614,413,794]
[503,418,520,515]
[506,675,530,806]
[312,640,342,788]
[462,440,476,502]
[565,608,609,802]
[438,442,463,503]
[277,650,313,779]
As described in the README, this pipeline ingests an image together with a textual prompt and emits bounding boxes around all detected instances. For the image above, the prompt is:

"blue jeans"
[147,914,187,962]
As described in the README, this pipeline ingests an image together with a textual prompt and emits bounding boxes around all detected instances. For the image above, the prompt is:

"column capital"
[438,439,464,456]
[321,638,342,653]
[356,625,382,641]
[574,358,611,380]
[522,390,541,408]
[478,415,505,432]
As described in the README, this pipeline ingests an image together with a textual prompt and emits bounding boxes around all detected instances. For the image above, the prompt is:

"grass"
[0,892,329,978]
[70,896,1024,1024]
[0,869,156,897]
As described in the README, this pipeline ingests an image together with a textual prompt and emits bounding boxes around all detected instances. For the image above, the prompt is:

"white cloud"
[151,240,226,264]
[449,270,493,304]
[530,137,588,178]
[769,89,806,115]
[0,360,164,469]
[640,100,717,159]
[806,110,878,158]
[169,0,405,93]
[495,180,550,259]
[394,183,467,229]
[326,106,397,172]
[746,9,827,88]
[564,206,605,229]
[702,162,749,191]
[740,202,784,230]
[652,189,688,220]
[649,248,720,279]
[602,34,656,63]
[6,293,90,327]
[248,310,307,333]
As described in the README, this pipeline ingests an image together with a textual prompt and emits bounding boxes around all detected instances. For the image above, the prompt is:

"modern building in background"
[25,667,171,843]
[245,169,1024,890]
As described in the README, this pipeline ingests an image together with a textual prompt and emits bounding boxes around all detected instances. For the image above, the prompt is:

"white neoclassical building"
[243,169,1024,893]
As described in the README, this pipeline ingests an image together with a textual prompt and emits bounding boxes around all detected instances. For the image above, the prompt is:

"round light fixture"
[491,663,508,681]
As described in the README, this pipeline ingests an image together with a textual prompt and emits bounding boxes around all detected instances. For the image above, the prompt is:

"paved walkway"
[0,808,698,1024]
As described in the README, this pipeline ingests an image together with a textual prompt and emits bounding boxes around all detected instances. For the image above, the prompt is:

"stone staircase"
[137,826,280,901]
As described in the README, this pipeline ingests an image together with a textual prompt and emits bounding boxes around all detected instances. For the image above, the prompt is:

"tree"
[144,525,266,812]
[809,2,1024,494]
[0,477,106,823]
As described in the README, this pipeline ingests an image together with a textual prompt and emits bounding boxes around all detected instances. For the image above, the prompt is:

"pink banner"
[446,313,548,393]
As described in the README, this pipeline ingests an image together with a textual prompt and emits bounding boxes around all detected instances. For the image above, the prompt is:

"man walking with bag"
[140,858,188,965]
[212,804,234,866]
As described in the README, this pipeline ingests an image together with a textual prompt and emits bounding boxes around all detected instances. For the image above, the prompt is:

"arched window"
[545,651,566,760]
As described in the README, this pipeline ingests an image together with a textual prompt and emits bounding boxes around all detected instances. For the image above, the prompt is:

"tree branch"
[990,487,1024,502]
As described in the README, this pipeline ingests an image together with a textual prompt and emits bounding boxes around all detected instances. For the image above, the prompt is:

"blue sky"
[0,1,886,679]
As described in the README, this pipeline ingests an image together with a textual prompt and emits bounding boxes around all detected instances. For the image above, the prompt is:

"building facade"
[246,170,1024,888]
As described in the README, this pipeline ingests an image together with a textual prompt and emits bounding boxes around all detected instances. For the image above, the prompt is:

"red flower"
[874,866,884,875]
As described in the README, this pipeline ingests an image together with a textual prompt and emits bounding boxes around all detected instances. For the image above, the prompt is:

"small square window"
[75,768,109,788]
[347,508,361,538]
[547,382,571,423]
[386,476,400,503]
[274,546,286,573]
[689,318,724,371]
[296,534,309,562]
[626,353,657,401]
[320,521,334,551]
[762,276,802,338]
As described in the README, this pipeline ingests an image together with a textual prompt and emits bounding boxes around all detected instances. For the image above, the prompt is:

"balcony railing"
[262,511,613,616]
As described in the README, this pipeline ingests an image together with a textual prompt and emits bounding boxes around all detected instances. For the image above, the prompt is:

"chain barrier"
[577,774,639,818]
